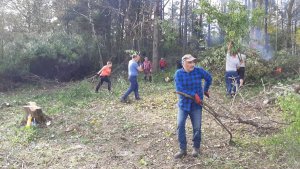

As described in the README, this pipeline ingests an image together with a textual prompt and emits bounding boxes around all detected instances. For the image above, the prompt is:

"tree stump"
[21,102,51,126]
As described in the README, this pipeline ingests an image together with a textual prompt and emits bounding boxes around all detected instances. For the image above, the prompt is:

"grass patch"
[263,94,300,166]
[10,127,39,145]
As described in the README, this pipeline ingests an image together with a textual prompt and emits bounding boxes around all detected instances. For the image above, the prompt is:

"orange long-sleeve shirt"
[99,65,111,76]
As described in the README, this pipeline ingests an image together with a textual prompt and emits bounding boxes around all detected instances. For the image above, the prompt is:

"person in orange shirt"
[95,61,112,93]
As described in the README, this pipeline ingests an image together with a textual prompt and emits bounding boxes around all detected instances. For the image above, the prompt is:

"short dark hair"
[132,54,139,58]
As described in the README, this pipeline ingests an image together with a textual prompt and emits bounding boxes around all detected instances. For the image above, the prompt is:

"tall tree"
[183,0,188,51]
[152,0,160,72]
[286,0,295,48]
[264,0,269,48]
[178,0,183,42]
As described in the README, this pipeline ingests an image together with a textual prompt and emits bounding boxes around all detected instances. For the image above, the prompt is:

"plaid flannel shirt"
[174,67,212,111]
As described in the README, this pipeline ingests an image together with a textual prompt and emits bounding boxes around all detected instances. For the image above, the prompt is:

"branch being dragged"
[175,91,233,144]
[174,91,285,143]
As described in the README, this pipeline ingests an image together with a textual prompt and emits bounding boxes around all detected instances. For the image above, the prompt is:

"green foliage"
[0,31,89,78]
[198,0,264,44]
[11,127,38,145]
[125,50,139,56]
[200,47,271,84]
[278,94,300,137]
[246,58,271,81]
[26,32,86,62]
[264,94,300,164]
[271,50,300,77]
[200,47,225,84]
[161,20,179,51]
[53,81,96,107]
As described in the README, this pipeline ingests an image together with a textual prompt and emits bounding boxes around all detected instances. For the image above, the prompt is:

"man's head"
[182,54,196,72]
[132,54,141,61]
[144,57,148,61]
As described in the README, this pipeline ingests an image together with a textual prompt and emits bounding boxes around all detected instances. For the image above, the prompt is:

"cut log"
[21,102,51,126]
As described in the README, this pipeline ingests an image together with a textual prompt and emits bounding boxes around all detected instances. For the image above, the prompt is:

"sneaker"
[226,94,232,98]
[174,149,187,159]
[120,98,126,103]
[135,97,141,100]
[192,148,200,157]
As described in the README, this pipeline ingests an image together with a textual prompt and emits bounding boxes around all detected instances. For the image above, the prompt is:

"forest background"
[0,0,299,85]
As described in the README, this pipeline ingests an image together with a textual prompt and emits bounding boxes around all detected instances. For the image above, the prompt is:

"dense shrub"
[199,47,273,84]
[0,32,98,83]
[271,50,300,77]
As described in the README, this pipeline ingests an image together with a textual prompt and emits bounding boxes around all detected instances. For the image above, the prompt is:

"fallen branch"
[185,163,202,169]
[174,91,286,142]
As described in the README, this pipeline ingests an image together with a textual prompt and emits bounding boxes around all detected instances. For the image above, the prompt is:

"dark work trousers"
[95,76,111,92]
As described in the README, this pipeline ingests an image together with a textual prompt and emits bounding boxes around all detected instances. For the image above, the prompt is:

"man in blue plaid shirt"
[174,54,212,159]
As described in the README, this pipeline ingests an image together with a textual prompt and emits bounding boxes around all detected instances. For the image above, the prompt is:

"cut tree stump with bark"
[21,102,51,126]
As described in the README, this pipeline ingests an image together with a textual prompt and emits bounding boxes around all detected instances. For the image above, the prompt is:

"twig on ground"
[261,78,266,93]
[185,163,202,169]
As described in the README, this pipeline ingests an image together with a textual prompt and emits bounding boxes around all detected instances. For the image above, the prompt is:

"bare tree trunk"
[105,9,112,61]
[161,0,164,20]
[88,0,103,67]
[116,0,124,63]
[171,0,174,21]
[124,0,132,49]
[140,0,145,52]
[191,0,195,36]
[183,0,188,52]
[152,0,160,72]
[286,0,295,49]
[179,0,183,42]
[294,20,297,55]
[264,0,268,48]
[0,1,4,61]
[207,23,211,47]
[25,1,32,33]
[198,0,203,40]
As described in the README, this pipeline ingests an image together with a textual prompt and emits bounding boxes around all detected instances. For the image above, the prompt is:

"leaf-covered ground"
[0,79,298,169]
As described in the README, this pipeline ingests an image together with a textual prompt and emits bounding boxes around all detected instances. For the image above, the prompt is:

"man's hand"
[194,94,202,105]
[204,91,210,98]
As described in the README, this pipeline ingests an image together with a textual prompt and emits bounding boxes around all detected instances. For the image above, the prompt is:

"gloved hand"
[204,91,210,98]
[194,94,202,105]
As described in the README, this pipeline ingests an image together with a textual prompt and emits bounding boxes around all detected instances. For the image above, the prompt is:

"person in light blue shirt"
[120,54,143,102]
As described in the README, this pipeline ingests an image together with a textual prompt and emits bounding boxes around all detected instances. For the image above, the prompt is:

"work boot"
[174,149,187,159]
[192,148,200,157]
